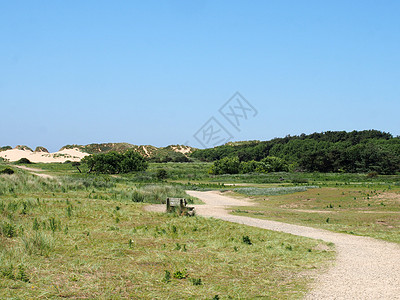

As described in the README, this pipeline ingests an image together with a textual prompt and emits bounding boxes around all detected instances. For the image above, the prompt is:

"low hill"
[60,143,196,162]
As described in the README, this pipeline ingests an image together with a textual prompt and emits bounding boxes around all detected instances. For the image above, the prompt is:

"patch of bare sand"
[0,147,88,163]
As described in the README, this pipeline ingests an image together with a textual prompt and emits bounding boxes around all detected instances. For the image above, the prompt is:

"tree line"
[191,130,400,174]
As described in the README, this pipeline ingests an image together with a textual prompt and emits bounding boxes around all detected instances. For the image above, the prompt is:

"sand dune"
[0,147,89,163]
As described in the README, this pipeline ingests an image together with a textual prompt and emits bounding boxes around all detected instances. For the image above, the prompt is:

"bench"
[166,197,195,216]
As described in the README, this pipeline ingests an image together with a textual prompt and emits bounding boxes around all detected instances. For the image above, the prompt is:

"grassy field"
[0,165,335,299]
[230,186,400,244]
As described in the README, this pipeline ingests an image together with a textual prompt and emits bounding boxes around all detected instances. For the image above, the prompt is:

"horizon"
[2,1,400,152]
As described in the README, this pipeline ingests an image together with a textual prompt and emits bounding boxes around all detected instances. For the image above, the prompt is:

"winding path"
[14,165,54,179]
[182,191,400,299]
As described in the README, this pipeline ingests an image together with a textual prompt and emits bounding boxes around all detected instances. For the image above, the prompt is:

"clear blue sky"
[1,1,399,151]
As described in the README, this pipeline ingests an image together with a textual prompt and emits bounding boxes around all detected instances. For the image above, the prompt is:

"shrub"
[132,190,145,203]
[82,149,148,174]
[173,269,188,279]
[366,171,379,178]
[156,169,168,180]
[16,158,31,164]
[0,168,14,175]
[242,235,252,245]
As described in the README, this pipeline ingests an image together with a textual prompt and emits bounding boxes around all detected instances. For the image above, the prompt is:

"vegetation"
[192,130,400,174]
[231,186,400,243]
[0,146,12,152]
[0,167,14,175]
[81,150,148,174]
[0,169,333,298]
[61,143,195,162]
[16,158,32,164]
[209,156,289,175]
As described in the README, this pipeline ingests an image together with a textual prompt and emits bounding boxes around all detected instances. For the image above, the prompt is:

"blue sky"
[1,1,399,151]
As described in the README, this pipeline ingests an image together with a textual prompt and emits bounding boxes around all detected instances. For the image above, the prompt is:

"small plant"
[326,217,330,223]
[49,217,58,233]
[16,265,29,282]
[132,190,144,203]
[242,235,252,245]
[21,202,27,215]
[128,239,133,249]
[66,205,73,218]
[1,222,17,238]
[23,232,54,256]
[212,295,220,300]
[285,245,293,251]
[190,278,202,286]
[162,270,171,283]
[33,218,40,231]
[171,225,177,234]
[1,264,15,280]
[173,269,188,279]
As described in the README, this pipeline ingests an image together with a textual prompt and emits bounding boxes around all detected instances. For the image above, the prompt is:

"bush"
[82,150,148,174]
[16,158,31,164]
[156,169,168,180]
[0,168,14,175]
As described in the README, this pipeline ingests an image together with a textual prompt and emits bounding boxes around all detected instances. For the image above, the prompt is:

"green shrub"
[0,167,14,175]
[0,222,17,238]
[242,235,252,245]
[16,158,31,164]
[156,169,168,180]
[173,269,188,279]
[82,149,148,174]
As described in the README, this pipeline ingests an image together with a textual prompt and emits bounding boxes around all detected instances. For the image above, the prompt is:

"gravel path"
[182,191,400,299]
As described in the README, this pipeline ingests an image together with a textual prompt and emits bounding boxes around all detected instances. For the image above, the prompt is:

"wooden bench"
[166,197,195,216]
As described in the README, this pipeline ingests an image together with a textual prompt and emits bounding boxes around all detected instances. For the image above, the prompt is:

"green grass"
[230,186,400,243]
[0,170,334,299]
[234,186,319,196]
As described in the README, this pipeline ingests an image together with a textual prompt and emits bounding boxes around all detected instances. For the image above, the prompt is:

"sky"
[1,1,400,152]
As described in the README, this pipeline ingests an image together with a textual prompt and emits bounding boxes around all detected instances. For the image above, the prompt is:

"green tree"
[81,150,148,174]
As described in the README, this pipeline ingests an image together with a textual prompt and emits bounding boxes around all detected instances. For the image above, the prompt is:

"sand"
[0,147,89,163]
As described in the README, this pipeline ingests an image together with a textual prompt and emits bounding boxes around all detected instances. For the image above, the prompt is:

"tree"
[209,157,241,175]
[81,150,148,174]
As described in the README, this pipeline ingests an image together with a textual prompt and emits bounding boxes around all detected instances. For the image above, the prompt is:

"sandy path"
[148,191,400,299]
[14,165,54,179]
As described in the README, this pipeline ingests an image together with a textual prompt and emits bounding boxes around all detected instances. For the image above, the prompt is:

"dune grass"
[0,171,335,299]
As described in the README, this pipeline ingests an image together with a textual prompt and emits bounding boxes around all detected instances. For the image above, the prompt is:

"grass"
[230,186,400,243]
[0,168,334,298]
[234,186,319,196]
